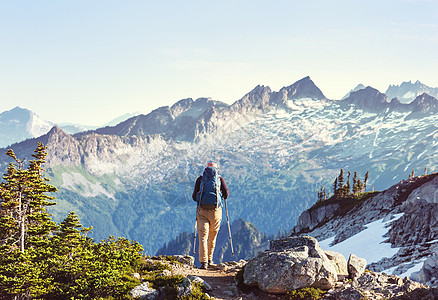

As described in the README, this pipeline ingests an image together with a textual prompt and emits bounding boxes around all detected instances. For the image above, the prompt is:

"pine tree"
[337,169,345,195]
[1,144,143,299]
[352,171,359,195]
[345,171,351,195]
[364,171,369,192]
[0,143,57,298]
[333,177,338,196]
[317,185,328,202]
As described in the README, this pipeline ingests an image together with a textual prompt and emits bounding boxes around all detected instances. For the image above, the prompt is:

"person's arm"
[220,176,229,199]
[192,176,202,201]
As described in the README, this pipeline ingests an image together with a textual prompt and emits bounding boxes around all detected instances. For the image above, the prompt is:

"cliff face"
[292,173,438,286]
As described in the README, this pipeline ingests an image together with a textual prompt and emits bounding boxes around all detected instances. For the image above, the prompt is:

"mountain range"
[0,76,437,256]
[0,107,139,148]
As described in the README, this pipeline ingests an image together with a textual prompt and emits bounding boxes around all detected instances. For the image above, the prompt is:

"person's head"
[207,162,218,169]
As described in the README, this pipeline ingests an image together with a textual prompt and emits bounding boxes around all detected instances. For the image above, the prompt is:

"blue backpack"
[196,167,222,209]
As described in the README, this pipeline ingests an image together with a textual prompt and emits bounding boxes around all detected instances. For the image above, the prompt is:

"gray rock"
[130,282,159,300]
[325,250,348,279]
[176,277,193,298]
[348,254,367,280]
[244,236,337,293]
[325,271,428,300]
[187,275,213,291]
[293,204,340,233]
[174,255,195,266]
[131,272,141,280]
[411,254,438,286]
[157,269,171,277]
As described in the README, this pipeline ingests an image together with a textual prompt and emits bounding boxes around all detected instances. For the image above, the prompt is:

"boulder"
[325,250,348,279]
[410,254,438,286]
[129,282,159,300]
[174,255,195,266]
[348,254,367,280]
[244,236,337,294]
[188,275,212,291]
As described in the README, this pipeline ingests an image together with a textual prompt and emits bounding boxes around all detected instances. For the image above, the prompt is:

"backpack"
[196,166,222,209]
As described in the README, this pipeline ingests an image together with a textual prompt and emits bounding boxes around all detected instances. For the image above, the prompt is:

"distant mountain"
[1,76,438,256]
[87,98,229,141]
[341,84,366,100]
[341,86,389,112]
[0,107,143,146]
[292,172,438,287]
[103,112,141,127]
[0,106,53,148]
[386,80,438,104]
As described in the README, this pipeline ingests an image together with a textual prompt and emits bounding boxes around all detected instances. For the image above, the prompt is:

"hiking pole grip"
[224,198,234,256]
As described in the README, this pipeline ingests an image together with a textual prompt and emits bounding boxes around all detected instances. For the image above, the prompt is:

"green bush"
[287,287,327,300]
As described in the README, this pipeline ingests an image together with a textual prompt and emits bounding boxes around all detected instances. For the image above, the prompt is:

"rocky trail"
[180,265,283,300]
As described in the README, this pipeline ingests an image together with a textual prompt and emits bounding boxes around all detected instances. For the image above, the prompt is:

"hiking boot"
[199,262,208,269]
[208,260,217,267]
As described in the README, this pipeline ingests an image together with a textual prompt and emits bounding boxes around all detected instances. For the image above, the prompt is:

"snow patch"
[61,172,115,199]
[401,260,426,278]
[402,91,416,100]
[319,214,404,264]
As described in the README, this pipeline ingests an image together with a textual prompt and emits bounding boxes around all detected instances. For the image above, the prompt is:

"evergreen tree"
[352,171,359,195]
[333,177,338,196]
[0,144,143,299]
[317,185,328,202]
[345,171,351,195]
[0,143,58,298]
[337,169,345,196]
[364,171,369,192]
[357,178,364,193]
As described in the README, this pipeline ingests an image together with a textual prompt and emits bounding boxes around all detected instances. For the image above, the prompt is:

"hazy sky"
[1,0,437,126]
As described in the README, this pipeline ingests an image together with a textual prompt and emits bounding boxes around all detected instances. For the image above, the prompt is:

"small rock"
[129,282,159,300]
[187,275,213,291]
[157,269,172,277]
[174,255,195,266]
[216,263,227,270]
[131,272,141,280]
[348,254,367,280]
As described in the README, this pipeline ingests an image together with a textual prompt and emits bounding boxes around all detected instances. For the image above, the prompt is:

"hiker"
[192,162,229,269]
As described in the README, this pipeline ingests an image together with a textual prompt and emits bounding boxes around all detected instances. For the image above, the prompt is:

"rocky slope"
[292,172,438,287]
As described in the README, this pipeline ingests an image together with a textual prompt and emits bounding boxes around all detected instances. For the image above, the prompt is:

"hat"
[207,162,218,169]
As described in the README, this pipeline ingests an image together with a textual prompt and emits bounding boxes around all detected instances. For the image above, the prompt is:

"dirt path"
[181,266,284,300]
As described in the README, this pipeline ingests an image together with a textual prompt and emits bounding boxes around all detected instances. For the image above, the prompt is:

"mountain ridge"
[1,76,438,256]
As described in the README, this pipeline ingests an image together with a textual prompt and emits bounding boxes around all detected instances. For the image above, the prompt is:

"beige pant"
[197,206,222,263]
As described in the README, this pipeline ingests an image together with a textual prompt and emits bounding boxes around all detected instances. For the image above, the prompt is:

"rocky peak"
[410,93,438,114]
[170,98,194,117]
[279,76,326,101]
[230,85,272,112]
[342,86,389,112]
[341,84,366,100]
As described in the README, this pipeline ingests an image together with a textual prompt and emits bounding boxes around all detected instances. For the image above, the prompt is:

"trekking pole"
[224,198,234,256]
[192,202,199,255]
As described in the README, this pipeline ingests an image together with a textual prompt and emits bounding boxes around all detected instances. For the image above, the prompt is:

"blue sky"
[1,0,437,126]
